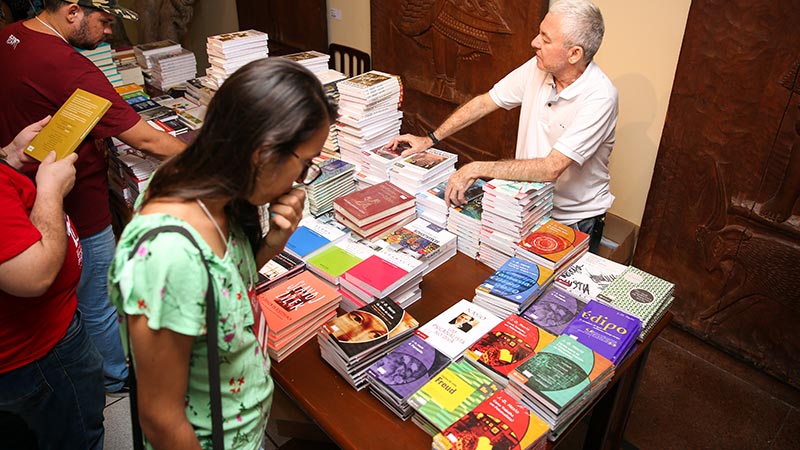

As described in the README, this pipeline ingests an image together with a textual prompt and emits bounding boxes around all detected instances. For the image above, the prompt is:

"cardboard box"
[597,212,638,265]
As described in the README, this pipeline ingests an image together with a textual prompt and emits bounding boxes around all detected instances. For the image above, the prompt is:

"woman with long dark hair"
[108,58,337,449]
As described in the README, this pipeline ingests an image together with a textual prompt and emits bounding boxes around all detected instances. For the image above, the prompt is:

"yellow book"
[25,88,112,161]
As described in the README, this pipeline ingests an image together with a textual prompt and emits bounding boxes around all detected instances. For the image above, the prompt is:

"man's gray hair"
[550,0,605,63]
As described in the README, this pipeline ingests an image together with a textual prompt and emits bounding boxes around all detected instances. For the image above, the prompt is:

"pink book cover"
[343,255,408,296]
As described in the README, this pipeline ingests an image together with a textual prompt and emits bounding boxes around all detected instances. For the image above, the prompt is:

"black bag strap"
[125,225,224,450]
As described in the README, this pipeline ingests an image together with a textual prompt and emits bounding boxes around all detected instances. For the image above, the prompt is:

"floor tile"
[103,396,132,450]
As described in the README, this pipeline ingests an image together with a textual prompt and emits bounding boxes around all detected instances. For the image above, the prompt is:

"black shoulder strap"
[126,225,225,450]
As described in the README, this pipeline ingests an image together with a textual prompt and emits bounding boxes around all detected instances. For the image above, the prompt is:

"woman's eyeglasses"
[291,151,322,185]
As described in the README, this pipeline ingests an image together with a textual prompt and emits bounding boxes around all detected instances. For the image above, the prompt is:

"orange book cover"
[518,219,589,265]
[257,271,340,336]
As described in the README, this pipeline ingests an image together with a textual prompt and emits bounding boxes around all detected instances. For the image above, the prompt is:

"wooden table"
[271,253,672,450]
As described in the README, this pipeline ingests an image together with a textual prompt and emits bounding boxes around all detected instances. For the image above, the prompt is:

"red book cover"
[518,219,589,266]
[257,271,340,336]
[333,181,414,227]
[464,315,556,379]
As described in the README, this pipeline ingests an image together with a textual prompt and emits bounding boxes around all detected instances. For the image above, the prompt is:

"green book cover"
[306,240,373,280]
[407,359,499,431]
[509,335,612,412]
[598,266,675,326]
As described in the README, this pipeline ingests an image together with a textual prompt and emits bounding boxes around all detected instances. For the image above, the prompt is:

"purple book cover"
[521,288,586,335]
[366,335,451,400]
[562,300,642,364]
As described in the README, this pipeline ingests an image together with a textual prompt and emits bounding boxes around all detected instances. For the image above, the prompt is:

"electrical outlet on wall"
[329,8,342,20]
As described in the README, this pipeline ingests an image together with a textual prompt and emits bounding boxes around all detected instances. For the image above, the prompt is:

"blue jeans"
[77,225,128,391]
[571,213,606,255]
[0,311,105,450]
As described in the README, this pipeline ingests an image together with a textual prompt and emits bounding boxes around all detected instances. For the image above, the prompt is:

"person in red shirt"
[0,118,106,449]
[0,0,187,394]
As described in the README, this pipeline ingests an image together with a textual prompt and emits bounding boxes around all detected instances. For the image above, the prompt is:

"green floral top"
[109,213,272,450]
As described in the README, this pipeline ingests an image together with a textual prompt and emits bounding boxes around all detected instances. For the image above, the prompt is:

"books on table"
[25,88,112,161]
[388,148,457,195]
[334,180,417,240]
[407,358,499,435]
[520,288,587,336]
[447,196,483,258]
[432,389,549,450]
[381,217,458,274]
[415,299,502,360]
[255,250,305,292]
[255,270,340,362]
[341,246,427,300]
[563,300,642,364]
[597,266,675,341]
[205,29,269,89]
[133,39,182,73]
[473,256,555,318]
[553,251,627,303]
[462,314,556,386]
[305,158,356,217]
[284,215,349,260]
[318,298,419,390]
[365,335,451,419]
[517,219,590,271]
[305,236,375,285]
[279,50,330,74]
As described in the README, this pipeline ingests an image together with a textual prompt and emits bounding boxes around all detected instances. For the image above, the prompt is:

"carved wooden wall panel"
[634,0,800,387]
[371,0,548,165]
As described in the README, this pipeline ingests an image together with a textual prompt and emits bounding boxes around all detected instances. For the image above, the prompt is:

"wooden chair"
[328,43,371,77]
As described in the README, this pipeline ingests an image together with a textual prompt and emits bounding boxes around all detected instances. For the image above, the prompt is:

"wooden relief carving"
[635,0,800,387]
[372,0,547,165]
[135,0,196,43]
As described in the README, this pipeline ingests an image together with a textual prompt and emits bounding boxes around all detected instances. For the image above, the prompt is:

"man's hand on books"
[445,163,480,207]
[2,116,51,169]
[384,134,431,157]
[265,187,306,252]
[36,151,78,199]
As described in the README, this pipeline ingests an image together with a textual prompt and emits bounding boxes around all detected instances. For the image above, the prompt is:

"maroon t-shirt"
[0,162,82,373]
[0,20,140,237]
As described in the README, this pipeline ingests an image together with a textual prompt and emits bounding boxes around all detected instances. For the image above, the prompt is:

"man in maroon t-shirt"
[0,0,186,394]
[0,119,106,449]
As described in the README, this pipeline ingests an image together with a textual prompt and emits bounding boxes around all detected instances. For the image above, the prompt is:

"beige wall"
[181,0,240,73]
[327,0,372,54]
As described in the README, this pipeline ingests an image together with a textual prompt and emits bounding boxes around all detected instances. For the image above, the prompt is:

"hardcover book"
[25,88,112,161]
[366,335,451,401]
[508,335,614,413]
[517,219,590,270]
[432,390,549,450]
[407,359,499,433]
[554,252,627,303]
[321,298,419,360]
[463,314,556,382]
[333,181,414,227]
[415,299,502,360]
[257,270,340,336]
[521,288,587,336]
[562,300,642,364]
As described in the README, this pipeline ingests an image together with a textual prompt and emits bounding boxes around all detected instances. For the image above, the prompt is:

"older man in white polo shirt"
[387,0,617,253]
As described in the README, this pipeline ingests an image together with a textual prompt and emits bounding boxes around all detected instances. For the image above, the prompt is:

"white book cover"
[415,299,502,360]
[207,29,269,49]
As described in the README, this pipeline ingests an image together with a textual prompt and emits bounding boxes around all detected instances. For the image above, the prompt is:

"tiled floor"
[102,324,800,450]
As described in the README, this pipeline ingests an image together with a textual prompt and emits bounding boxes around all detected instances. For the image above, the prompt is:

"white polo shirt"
[489,57,618,224]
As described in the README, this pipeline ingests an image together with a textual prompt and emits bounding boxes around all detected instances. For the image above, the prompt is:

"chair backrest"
[328,43,371,78]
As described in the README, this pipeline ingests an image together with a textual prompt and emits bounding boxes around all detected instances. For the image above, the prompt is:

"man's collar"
[556,61,595,100]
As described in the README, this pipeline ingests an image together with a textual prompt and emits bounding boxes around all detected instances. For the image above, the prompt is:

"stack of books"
[254,271,340,362]
[365,335,451,419]
[462,314,555,386]
[520,288,586,336]
[185,77,216,106]
[318,298,419,390]
[447,197,483,258]
[553,251,627,303]
[305,158,356,217]
[255,250,305,292]
[479,180,554,270]
[507,335,614,440]
[112,47,144,86]
[113,149,160,206]
[597,266,675,341]
[516,219,590,274]
[387,148,457,195]
[340,246,427,309]
[407,358,499,436]
[284,215,349,261]
[358,144,404,187]
[315,69,347,157]
[305,236,375,288]
[151,95,205,131]
[133,40,181,78]
[563,300,642,364]
[336,71,403,166]
[382,217,458,274]
[205,29,269,89]
[416,180,485,229]
[280,50,330,73]
[473,257,555,318]
[333,181,416,240]
[80,42,122,87]
[149,47,197,91]
[414,299,502,361]
[431,390,550,450]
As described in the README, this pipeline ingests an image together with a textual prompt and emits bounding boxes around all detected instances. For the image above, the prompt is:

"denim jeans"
[0,311,105,450]
[571,213,606,255]
[77,225,129,392]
